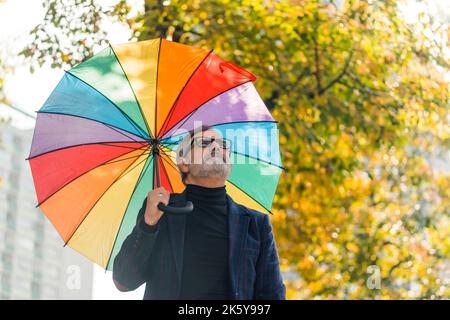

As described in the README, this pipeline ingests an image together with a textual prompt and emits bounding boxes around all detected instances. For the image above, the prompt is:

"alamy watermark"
[366,265,381,290]
[169,121,281,176]
[66,265,81,290]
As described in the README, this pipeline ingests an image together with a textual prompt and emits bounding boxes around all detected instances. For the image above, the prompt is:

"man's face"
[184,129,232,180]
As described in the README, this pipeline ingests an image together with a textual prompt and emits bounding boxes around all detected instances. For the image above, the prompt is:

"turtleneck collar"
[185,183,227,205]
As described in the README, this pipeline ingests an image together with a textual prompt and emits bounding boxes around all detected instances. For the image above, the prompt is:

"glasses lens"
[193,137,232,150]
[201,137,212,147]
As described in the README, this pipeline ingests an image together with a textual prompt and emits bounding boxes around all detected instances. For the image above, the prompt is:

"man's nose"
[210,140,221,150]
[210,146,218,156]
[209,141,221,156]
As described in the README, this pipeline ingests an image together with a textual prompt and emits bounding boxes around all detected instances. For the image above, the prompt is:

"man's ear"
[178,157,189,173]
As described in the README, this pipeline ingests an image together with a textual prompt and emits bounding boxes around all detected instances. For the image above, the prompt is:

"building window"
[12,135,22,149]
[6,213,15,229]
[1,252,12,268]
[34,241,43,259]
[32,269,42,281]
[1,273,11,289]
[9,171,19,188]
[33,221,44,236]
[31,281,41,299]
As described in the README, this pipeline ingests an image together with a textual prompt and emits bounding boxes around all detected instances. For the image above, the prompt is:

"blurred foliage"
[0,56,14,106]
[19,0,109,72]
[0,0,9,105]
[0,46,13,125]
[19,0,449,299]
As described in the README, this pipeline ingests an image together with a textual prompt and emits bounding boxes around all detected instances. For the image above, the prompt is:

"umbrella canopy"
[27,38,283,269]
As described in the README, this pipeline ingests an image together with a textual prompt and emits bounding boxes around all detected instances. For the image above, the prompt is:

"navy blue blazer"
[113,189,286,300]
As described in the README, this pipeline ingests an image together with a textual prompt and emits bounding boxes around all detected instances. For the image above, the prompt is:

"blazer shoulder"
[237,203,268,221]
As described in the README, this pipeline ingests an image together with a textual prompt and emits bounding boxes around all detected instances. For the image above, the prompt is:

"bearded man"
[112,124,285,300]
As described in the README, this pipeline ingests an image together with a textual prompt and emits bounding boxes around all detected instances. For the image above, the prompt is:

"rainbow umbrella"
[27,38,283,269]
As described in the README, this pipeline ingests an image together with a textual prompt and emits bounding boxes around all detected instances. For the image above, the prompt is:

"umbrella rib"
[231,151,287,171]
[156,49,214,138]
[159,120,279,143]
[154,36,163,139]
[36,111,149,145]
[158,154,175,192]
[158,141,179,146]
[97,142,149,150]
[65,71,150,139]
[159,147,186,192]
[159,146,192,193]
[109,44,154,139]
[159,148,179,172]
[104,156,154,271]
[64,148,150,247]
[227,179,274,215]
[158,144,175,154]
[35,145,149,208]
[159,80,254,138]
[158,145,179,165]
[27,141,148,161]
[101,122,149,146]
[104,151,151,165]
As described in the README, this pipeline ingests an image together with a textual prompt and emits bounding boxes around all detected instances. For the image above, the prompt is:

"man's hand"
[144,187,170,226]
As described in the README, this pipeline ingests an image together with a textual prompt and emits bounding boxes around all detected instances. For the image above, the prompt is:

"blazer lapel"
[227,194,250,299]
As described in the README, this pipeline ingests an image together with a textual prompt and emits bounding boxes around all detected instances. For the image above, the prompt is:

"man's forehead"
[192,129,222,139]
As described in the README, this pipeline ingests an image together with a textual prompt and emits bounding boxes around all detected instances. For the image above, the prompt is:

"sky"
[0,0,145,300]
[0,0,145,129]
[0,0,447,299]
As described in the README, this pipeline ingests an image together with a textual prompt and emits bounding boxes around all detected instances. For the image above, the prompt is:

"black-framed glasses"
[191,136,232,150]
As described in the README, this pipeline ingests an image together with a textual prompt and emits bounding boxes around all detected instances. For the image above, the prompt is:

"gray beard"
[189,162,232,179]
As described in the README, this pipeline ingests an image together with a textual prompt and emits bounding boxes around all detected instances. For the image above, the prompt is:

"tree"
[20,0,449,299]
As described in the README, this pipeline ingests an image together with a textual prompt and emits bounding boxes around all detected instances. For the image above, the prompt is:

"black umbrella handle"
[157,201,194,215]
[153,142,194,215]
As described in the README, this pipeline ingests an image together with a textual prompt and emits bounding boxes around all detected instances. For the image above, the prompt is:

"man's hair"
[175,124,214,185]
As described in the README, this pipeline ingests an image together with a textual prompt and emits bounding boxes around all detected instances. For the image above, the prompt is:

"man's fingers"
[154,191,169,201]
[149,187,168,197]
[148,187,170,208]
[160,196,169,206]
[152,187,169,195]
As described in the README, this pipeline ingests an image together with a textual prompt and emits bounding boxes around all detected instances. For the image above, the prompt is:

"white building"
[0,121,93,299]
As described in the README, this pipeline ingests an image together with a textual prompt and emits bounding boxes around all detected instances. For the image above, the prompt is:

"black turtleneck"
[179,183,229,300]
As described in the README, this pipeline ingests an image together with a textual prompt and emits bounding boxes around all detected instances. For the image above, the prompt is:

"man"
[112,124,286,300]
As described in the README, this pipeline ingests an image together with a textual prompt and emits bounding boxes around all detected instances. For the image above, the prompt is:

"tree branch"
[319,48,354,95]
